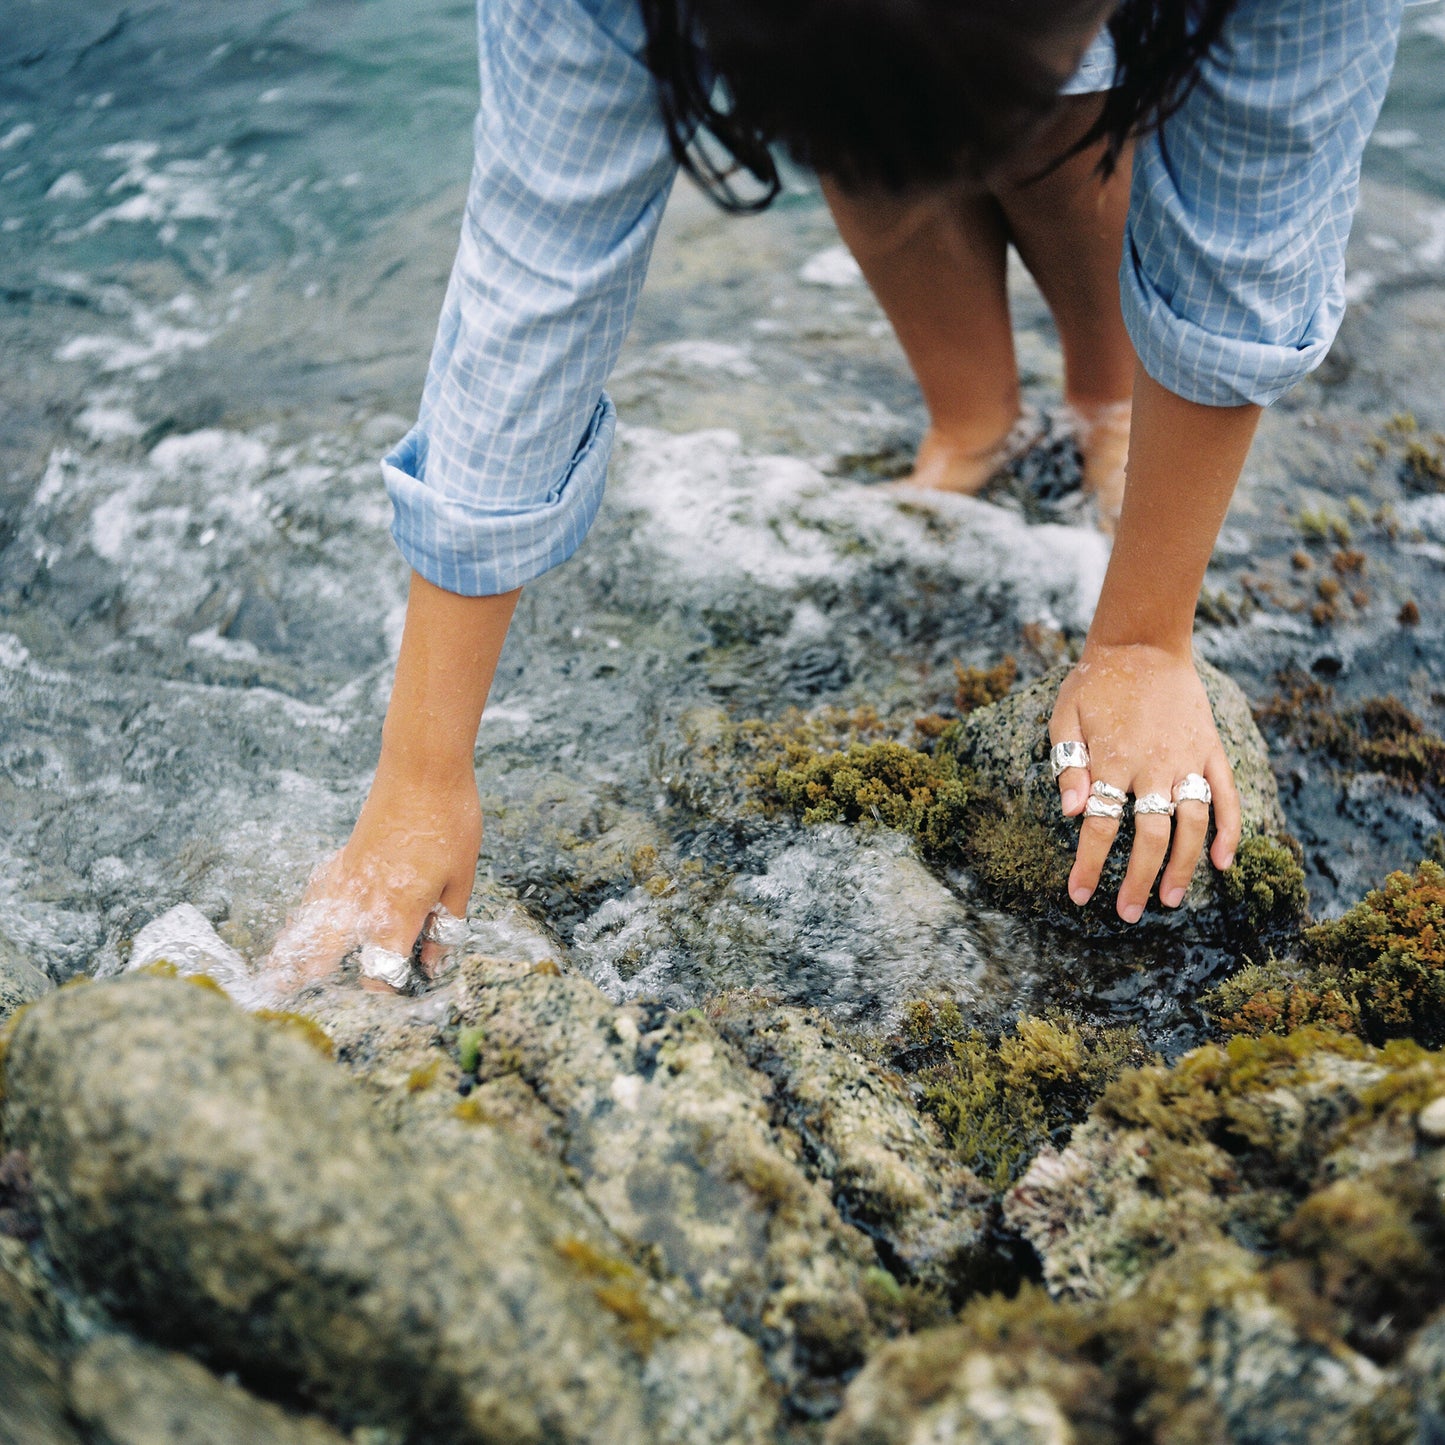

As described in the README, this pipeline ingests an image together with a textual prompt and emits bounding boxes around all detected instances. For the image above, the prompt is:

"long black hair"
[638,0,1242,210]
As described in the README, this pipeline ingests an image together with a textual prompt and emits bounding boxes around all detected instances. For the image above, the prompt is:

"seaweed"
[892,1007,1149,1194]
[1218,835,1309,935]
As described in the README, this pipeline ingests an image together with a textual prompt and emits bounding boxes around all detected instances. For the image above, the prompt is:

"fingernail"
[1161,885,1185,908]
[1070,886,1092,907]
[1121,902,1144,924]
[1219,853,1236,871]
[1062,790,1081,813]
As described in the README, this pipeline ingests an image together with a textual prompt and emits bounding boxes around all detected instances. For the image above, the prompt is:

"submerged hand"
[265,748,481,992]
[1048,644,1241,922]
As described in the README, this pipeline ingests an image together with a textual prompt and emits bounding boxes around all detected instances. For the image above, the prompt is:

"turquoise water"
[2,3,1444,1046]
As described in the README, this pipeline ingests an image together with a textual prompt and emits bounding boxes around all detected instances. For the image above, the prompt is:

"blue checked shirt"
[384,0,1407,597]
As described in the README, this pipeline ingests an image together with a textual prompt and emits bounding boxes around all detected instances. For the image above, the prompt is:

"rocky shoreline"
[4,669,1443,1444]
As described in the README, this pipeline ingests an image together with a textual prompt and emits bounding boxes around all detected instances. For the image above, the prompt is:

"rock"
[1005,1027,1445,1391]
[1404,1309,1445,1441]
[456,954,880,1407]
[0,952,53,1024]
[824,1316,1105,1445]
[827,1242,1389,1445]
[709,997,993,1295]
[0,1235,81,1445]
[941,658,1300,937]
[1419,1095,1445,1143]
[2,975,775,1445]
[68,1335,349,1445]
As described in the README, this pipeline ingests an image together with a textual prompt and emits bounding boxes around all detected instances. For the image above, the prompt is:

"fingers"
[1116,799,1172,923]
[1206,753,1242,871]
[1068,798,1121,907]
[1159,791,1209,908]
[1049,696,1091,817]
[419,876,474,980]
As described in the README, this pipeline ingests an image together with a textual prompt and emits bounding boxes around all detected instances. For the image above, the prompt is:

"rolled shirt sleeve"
[1122,0,1404,408]
[383,0,677,596]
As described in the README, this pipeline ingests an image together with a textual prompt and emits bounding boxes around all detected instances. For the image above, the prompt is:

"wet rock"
[69,1335,349,1445]
[824,1312,1108,1445]
[457,954,880,1405]
[1005,1028,1445,1366]
[0,950,53,1023]
[828,1242,1389,1445]
[0,1235,80,1445]
[941,658,1299,936]
[708,997,993,1295]
[2,975,775,1445]
[1419,1095,1445,1143]
[1404,1309,1445,1439]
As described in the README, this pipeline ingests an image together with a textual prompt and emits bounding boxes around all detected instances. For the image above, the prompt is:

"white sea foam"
[799,244,863,289]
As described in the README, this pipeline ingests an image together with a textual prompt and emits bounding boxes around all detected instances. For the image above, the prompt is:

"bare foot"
[894,412,1043,496]
[1065,399,1132,533]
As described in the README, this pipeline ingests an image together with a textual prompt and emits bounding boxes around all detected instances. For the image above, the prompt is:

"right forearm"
[380,573,520,772]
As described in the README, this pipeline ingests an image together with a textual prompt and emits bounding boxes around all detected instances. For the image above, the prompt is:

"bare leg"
[993,98,1136,527]
[822,176,1025,495]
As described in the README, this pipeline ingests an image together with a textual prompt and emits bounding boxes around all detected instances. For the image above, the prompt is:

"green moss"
[964,811,1070,915]
[896,1010,1149,1194]
[1256,670,1445,791]
[756,739,974,857]
[952,656,1017,714]
[253,1009,335,1058]
[405,1058,442,1093]
[1208,860,1445,1048]
[456,1026,486,1075]
[1302,861,1445,1047]
[1219,835,1309,934]
[1274,1164,1445,1359]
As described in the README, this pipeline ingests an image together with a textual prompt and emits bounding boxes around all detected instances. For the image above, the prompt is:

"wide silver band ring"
[358,943,414,991]
[1083,796,1124,821]
[1091,780,1128,805]
[1134,792,1176,817]
[422,905,470,949]
[1173,773,1213,807]
[1050,740,1090,779]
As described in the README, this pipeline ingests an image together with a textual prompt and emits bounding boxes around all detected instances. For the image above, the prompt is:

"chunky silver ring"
[422,906,470,949]
[1173,773,1213,807]
[1134,792,1176,817]
[1083,796,1124,821]
[358,943,414,992]
[1050,740,1090,779]
[1091,780,1128,805]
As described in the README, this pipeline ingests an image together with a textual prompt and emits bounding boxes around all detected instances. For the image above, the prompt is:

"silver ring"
[1091,780,1128,805]
[1083,796,1124,821]
[422,905,470,948]
[1050,740,1090,779]
[1134,792,1176,817]
[1173,773,1212,807]
[358,943,414,991]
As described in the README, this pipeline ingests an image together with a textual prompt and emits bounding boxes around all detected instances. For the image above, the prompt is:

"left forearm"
[1088,367,1260,656]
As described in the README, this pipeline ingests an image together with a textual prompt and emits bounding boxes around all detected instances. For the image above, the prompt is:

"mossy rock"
[938,659,1303,939]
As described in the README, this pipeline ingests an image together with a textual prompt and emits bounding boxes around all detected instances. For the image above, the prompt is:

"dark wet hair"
[638,0,1242,210]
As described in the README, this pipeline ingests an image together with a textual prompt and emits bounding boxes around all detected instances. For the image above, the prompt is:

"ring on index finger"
[1050,740,1090,779]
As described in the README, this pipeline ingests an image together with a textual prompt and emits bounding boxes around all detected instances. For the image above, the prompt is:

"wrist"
[378,715,478,782]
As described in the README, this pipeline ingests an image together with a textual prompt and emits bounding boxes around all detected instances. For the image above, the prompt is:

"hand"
[1049,643,1241,922]
[266,747,481,992]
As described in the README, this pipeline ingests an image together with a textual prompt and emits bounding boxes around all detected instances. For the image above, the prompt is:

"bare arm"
[267,575,519,986]
[1050,366,1259,920]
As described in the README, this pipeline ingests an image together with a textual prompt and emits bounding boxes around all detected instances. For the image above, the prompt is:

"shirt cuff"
[382,393,616,596]
[1121,240,1345,409]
